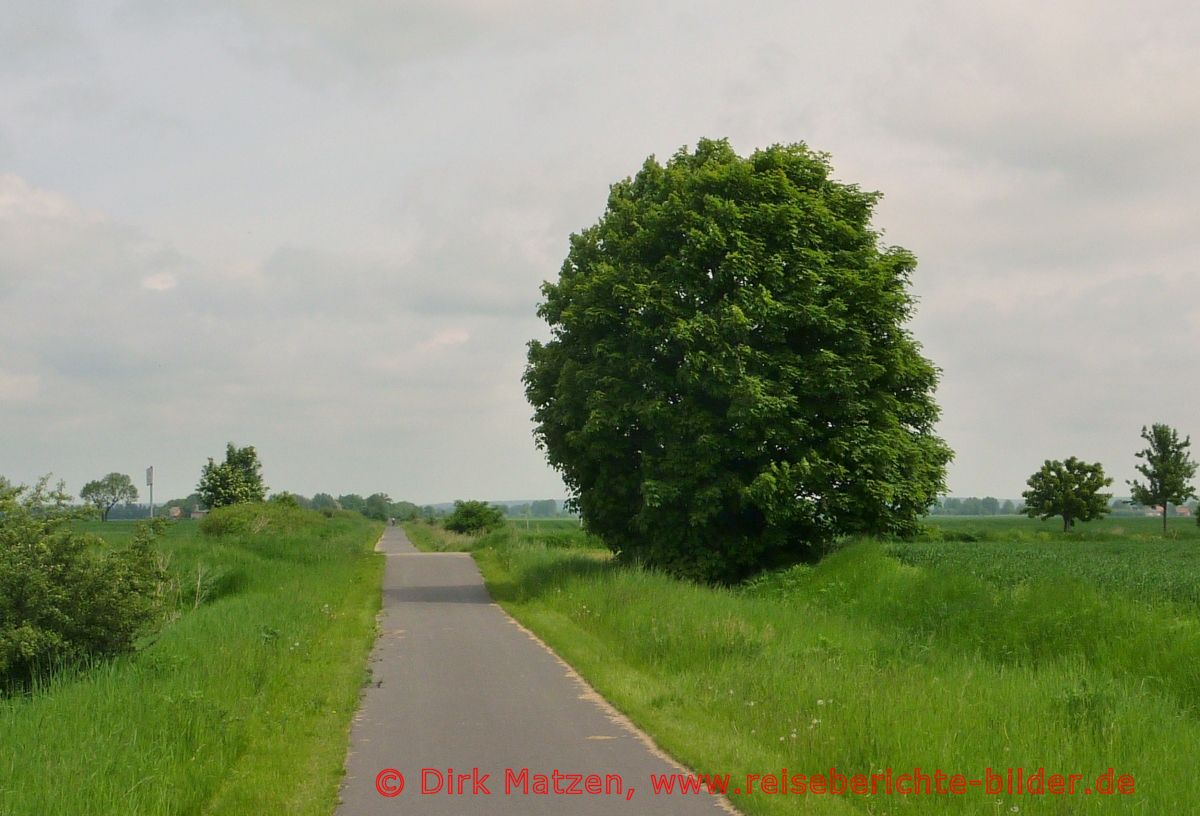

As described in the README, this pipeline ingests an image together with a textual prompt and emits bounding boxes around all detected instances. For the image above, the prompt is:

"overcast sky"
[2,1,1198,504]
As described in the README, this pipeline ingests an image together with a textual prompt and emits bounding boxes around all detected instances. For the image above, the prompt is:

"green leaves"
[196,443,267,509]
[79,472,139,521]
[525,139,951,582]
[1,479,168,687]
[443,500,506,534]
[1128,423,1197,532]
[1021,457,1113,531]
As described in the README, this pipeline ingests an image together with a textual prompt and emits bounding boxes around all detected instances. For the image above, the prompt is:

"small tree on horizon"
[1021,457,1113,532]
[1128,423,1197,534]
[80,472,139,521]
[443,500,505,534]
[197,443,267,509]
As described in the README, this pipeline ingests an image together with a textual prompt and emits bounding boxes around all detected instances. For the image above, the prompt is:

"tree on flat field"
[1022,457,1113,532]
[530,499,557,518]
[196,443,267,509]
[443,500,505,534]
[79,472,139,521]
[524,138,952,582]
[1128,423,1197,534]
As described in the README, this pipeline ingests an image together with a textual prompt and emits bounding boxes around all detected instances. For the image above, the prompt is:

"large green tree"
[79,472,139,521]
[524,139,952,582]
[196,443,267,509]
[1021,457,1112,532]
[1128,423,1197,534]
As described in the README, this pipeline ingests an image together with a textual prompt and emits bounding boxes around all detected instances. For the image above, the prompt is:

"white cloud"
[0,370,39,401]
[141,271,178,291]
[417,327,470,353]
[3,0,1199,503]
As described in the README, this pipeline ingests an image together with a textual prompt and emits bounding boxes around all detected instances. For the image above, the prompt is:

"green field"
[407,516,1200,815]
[1,508,384,816]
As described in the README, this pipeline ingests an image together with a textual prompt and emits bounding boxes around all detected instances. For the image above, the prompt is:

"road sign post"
[146,466,154,519]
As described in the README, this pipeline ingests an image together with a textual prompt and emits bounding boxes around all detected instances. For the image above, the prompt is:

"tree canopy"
[79,472,139,521]
[196,443,267,509]
[524,138,951,582]
[1129,423,1197,533]
[1021,457,1112,531]
[443,500,506,534]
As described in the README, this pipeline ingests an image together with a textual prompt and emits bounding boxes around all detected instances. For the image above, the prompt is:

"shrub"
[199,502,325,537]
[443,500,506,534]
[0,478,168,688]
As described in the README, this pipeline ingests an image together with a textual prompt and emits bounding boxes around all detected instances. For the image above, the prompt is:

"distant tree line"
[502,499,569,519]
[928,497,1023,516]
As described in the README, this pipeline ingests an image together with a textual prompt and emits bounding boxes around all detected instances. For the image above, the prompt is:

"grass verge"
[408,518,1200,815]
[0,507,384,816]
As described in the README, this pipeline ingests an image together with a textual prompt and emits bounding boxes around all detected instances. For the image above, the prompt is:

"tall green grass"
[441,517,1200,814]
[0,508,383,815]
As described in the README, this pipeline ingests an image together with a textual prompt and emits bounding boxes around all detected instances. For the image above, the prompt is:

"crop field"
[0,507,383,816]
[894,516,1200,606]
[407,517,1200,815]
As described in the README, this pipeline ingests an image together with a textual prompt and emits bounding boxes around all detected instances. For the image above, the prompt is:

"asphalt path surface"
[337,526,733,815]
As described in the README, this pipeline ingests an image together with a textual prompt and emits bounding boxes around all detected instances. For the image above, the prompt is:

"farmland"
[408,515,1200,815]
[0,507,383,816]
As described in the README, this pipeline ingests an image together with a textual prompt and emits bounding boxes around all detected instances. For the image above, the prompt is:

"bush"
[199,502,325,537]
[443,500,506,534]
[0,478,168,688]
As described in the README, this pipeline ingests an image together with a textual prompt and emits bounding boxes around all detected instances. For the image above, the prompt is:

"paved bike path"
[336,527,732,814]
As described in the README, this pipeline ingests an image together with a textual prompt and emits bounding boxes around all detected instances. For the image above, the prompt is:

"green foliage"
[79,472,139,521]
[1128,423,1197,533]
[268,491,301,508]
[1021,457,1113,531]
[198,501,325,537]
[530,499,557,517]
[0,505,384,815]
[196,442,267,509]
[0,478,167,688]
[327,492,420,521]
[443,500,506,534]
[525,138,951,582]
[361,493,388,520]
[162,492,204,516]
[929,495,1020,516]
[336,493,366,514]
[466,521,1200,814]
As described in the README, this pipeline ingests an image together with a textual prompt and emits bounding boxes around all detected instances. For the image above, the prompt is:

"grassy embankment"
[406,515,1200,815]
[0,505,384,816]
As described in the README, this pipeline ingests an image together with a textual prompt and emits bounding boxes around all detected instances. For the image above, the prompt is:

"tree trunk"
[1163,504,1168,534]
[1063,515,1070,532]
